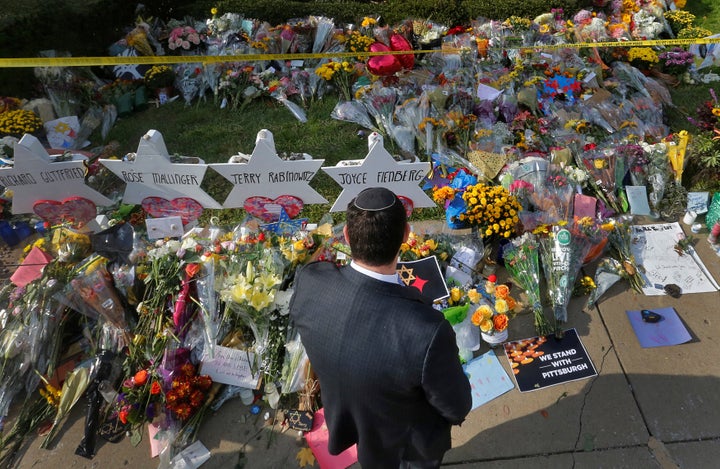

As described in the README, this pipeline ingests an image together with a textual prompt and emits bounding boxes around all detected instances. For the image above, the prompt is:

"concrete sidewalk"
[9,221,720,469]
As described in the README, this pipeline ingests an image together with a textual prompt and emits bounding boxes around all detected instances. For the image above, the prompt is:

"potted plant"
[144,65,176,103]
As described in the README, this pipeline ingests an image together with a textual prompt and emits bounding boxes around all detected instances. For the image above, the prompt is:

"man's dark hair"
[346,188,407,266]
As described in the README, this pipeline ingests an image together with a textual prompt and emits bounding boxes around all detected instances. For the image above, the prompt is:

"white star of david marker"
[209,129,327,208]
[100,129,222,209]
[322,133,433,212]
[0,134,113,214]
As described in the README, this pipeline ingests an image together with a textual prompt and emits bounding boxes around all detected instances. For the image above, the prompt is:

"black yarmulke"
[353,187,398,211]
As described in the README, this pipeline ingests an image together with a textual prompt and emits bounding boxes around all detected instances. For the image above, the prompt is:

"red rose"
[150,381,162,395]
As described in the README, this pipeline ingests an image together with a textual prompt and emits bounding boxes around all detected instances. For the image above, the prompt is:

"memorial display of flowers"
[2,0,720,465]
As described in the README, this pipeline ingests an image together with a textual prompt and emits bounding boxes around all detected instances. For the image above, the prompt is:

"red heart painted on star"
[244,195,304,222]
[141,197,204,225]
[33,197,97,227]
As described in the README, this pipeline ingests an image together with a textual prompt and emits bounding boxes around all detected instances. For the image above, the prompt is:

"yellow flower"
[450,287,463,304]
[211,7,218,15]
[467,288,480,304]
[593,159,605,169]
[495,298,509,313]
[477,304,493,320]
[230,279,252,303]
[258,272,281,290]
[479,318,494,332]
[249,288,273,310]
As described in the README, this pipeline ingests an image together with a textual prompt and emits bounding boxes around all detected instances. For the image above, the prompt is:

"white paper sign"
[168,440,211,469]
[145,216,184,239]
[625,185,651,215]
[687,192,710,214]
[200,345,261,388]
[631,222,720,295]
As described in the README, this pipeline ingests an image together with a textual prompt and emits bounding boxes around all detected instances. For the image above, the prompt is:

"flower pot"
[481,329,508,348]
[115,91,134,117]
[134,85,148,111]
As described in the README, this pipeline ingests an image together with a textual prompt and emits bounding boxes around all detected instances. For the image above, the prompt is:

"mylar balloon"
[367,42,401,76]
[389,34,414,70]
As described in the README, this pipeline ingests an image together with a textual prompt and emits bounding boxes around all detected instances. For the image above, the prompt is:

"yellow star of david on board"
[397,265,416,286]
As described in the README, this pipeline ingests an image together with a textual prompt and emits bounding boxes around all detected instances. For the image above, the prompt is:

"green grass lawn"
[103,95,444,225]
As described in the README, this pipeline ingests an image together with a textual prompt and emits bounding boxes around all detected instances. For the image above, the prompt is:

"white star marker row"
[1,129,433,217]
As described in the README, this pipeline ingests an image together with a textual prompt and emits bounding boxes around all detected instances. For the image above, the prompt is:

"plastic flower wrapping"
[537,218,608,331]
[4,0,720,463]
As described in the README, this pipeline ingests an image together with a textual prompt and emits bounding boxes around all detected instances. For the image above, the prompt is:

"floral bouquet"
[528,167,575,226]
[114,367,165,432]
[502,232,551,336]
[537,218,607,333]
[458,182,522,239]
[168,25,202,52]
[470,297,509,348]
[315,59,358,102]
[60,254,132,348]
[434,279,481,361]
[216,246,285,381]
[605,216,646,294]
[580,145,624,215]
[658,47,695,77]
[399,231,455,264]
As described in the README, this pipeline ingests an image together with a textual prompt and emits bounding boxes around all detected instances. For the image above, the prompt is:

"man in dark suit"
[290,187,472,468]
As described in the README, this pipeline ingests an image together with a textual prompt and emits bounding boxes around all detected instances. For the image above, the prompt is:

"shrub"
[462,0,590,21]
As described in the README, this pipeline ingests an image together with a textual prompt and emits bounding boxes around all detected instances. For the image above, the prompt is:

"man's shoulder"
[296,260,343,282]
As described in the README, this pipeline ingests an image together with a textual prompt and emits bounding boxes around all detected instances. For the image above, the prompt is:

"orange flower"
[495,284,510,299]
[185,263,201,278]
[119,408,129,424]
[134,369,148,386]
[493,313,509,332]
[150,381,162,395]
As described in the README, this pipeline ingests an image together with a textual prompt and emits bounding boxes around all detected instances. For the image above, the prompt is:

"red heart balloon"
[141,197,204,225]
[367,42,402,76]
[243,195,304,222]
[34,197,97,227]
[389,34,414,70]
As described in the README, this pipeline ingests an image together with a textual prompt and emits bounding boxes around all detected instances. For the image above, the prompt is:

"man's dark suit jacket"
[289,261,472,468]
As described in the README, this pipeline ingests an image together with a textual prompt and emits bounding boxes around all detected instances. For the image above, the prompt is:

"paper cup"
[683,211,697,225]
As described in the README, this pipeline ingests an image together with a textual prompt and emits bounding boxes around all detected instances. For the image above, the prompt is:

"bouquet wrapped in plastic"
[502,233,551,336]
[538,218,608,332]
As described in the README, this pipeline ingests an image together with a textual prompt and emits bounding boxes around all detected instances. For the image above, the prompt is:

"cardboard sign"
[504,329,597,392]
[209,129,327,208]
[10,246,53,287]
[146,216,184,239]
[200,345,261,389]
[0,134,112,214]
[396,256,449,302]
[322,133,432,212]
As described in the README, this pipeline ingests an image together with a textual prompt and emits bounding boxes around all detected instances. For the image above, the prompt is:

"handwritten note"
[463,351,514,410]
[626,307,692,348]
[200,345,261,389]
[631,222,719,295]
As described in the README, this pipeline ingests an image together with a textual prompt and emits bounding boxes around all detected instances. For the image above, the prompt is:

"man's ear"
[403,223,410,242]
[343,224,350,244]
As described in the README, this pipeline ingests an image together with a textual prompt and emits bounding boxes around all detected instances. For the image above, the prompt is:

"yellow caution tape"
[1,37,718,68]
